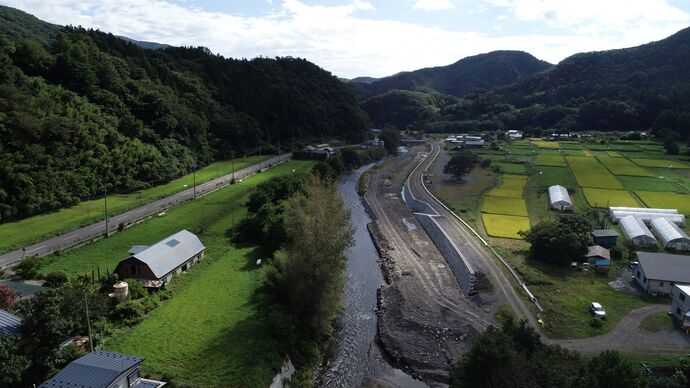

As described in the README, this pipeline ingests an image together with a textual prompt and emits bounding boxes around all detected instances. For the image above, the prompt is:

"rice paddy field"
[535,155,566,167]
[481,196,529,216]
[481,213,531,239]
[582,188,640,208]
[631,158,690,169]
[636,191,690,215]
[531,140,561,149]
[597,156,655,177]
[566,156,624,189]
[486,175,527,198]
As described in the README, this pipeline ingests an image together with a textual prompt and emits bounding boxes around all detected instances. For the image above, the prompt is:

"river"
[317,164,427,388]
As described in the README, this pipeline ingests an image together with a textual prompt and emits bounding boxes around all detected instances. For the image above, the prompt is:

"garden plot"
[535,155,566,167]
[481,196,529,216]
[618,176,681,192]
[566,156,624,190]
[531,140,560,149]
[597,156,655,177]
[606,151,623,157]
[631,158,690,169]
[481,213,530,239]
[636,191,690,215]
[486,174,527,198]
[582,188,640,208]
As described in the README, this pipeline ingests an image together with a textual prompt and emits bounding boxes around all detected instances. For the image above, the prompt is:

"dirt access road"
[0,154,291,268]
[365,148,503,385]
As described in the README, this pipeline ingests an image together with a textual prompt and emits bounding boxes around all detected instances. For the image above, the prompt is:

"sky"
[2,0,690,78]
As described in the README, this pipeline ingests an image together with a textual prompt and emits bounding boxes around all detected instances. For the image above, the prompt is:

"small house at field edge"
[633,251,690,295]
[585,245,611,272]
[671,284,690,331]
[115,230,205,289]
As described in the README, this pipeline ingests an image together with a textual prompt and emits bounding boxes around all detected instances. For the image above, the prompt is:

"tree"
[444,150,476,180]
[519,214,592,263]
[380,127,401,155]
[0,334,27,387]
[264,176,353,367]
[0,285,16,310]
[664,137,680,155]
[575,350,644,388]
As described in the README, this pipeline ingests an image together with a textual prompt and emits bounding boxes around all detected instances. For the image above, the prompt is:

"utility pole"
[84,290,94,352]
[193,165,197,199]
[259,145,262,171]
[103,185,109,237]
[231,151,235,182]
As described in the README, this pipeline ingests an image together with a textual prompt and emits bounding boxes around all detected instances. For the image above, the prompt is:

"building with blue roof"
[114,230,205,288]
[39,350,165,388]
[0,308,22,335]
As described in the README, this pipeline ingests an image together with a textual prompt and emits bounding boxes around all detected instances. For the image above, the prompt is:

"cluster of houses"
[443,134,485,148]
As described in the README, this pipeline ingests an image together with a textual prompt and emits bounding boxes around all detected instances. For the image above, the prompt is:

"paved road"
[0,154,291,268]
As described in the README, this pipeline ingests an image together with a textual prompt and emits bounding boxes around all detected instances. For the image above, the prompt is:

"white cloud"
[2,0,688,78]
[412,0,455,11]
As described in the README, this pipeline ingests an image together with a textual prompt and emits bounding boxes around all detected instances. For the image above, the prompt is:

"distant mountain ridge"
[350,50,552,100]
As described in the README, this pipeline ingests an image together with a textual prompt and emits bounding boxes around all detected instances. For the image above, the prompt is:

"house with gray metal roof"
[40,350,165,388]
[115,230,205,288]
[633,251,690,295]
[0,308,22,335]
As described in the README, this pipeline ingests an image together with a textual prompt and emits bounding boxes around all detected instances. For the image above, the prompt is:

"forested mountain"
[351,51,552,100]
[0,5,369,222]
[361,90,459,130]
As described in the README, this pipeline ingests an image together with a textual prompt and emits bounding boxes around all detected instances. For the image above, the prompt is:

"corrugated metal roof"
[40,350,143,388]
[132,230,205,279]
[676,284,690,296]
[548,185,572,206]
[0,309,22,335]
[128,245,149,255]
[651,218,690,247]
[637,252,690,283]
[587,245,611,260]
[611,210,685,227]
[592,229,619,237]
[609,207,678,214]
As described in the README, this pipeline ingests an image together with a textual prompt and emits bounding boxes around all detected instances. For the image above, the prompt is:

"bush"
[45,271,68,287]
[480,158,492,168]
[112,300,145,324]
[589,318,603,328]
[15,256,44,279]
[127,280,147,300]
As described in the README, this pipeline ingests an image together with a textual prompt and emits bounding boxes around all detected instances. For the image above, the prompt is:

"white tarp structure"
[651,218,690,251]
[619,216,657,248]
[609,207,685,227]
[548,185,573,211]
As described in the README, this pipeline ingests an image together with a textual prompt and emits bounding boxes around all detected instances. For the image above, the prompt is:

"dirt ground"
[363,149,495,385]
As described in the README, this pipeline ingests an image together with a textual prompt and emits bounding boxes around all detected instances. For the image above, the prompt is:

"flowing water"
[317,164,427,388]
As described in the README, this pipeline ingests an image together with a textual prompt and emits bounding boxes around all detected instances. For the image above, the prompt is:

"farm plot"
[636,191,690,215]
[532,140,560,149]
[481,213,530,239]
[618,176,681,192]
[606,151,623,157]
[582,188,640,208]
[535,155,566,167]
[597,156,654,177]
[481,196,529,216]
[566,156,624,190]
[631,158,690,169]
[492,162,529,175]
[487,175,527,198]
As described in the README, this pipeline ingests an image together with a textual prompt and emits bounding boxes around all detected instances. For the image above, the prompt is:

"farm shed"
[591,229,619,248]
[585,245,610,272]
[115,230,205,288]
[619,216,657,248]
[0,308,22,335]
[609,208,685,227]
[671,285,690,330]
[548,185,573,211]
[633,252,690,295]
[651,217,690,251]
[39,350,165,388]
[0,280,45,301]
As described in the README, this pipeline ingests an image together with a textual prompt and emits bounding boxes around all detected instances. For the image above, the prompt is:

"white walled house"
[671,284,690,330]
[633,252,690,295]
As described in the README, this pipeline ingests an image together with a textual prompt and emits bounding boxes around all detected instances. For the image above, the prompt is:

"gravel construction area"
[364,149,496,385]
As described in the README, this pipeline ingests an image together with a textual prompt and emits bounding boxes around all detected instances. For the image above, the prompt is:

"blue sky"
[3,0,690,78]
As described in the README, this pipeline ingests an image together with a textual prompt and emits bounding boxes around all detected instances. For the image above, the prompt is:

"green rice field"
[636,191,690,215]
[631,158,690,169]
[566,156,624,189]
[486,175,527,198]
[597,156,655,177]
[618,176,681,192]
[582,188,640,208]
[535,155,566,167]
[531,140,560,149]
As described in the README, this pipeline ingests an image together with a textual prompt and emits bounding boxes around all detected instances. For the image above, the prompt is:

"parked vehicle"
[589,302,607,319]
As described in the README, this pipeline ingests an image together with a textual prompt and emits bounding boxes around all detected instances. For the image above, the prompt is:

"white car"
[589,302,607,319]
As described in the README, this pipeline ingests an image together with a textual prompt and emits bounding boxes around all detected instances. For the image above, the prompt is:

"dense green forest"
[362,27,690,141]
[0,6,369,222]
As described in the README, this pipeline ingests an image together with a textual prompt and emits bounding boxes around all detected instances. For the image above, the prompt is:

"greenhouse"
[548,185,573,211]
[609,209,685,227]
[650,217,690,251]
[619,215,657,248]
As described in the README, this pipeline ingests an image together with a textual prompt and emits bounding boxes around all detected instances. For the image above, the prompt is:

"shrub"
[589,318,603,328]
[45,271,68,287]
[112,300,145,324]
[127,281,147,300]
[15,256,44,279]
[480,159,492,168]
[0,286,16,310]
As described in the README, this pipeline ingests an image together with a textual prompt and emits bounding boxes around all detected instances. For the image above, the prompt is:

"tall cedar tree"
[444,150,476,180]
[264,176,354,368]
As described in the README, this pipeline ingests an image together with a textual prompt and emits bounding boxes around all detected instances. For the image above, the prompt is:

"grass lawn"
[582,188,641,208]
[618,176,681,192]
[486,175,527,198]
[42,160,315,386]
[636,191,690,215]
[535,155,566,167]
[639,312,677,333]
[481,213,530,239]
[631,158,690,169]
[566,156,624,190]
[597,156,655,177]
[429,166,496,224]
[0,156,269,255]
[482,197,529,216]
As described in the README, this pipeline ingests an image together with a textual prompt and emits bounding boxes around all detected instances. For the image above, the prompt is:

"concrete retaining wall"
[402,183,436,215]
[414,213,476,295]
